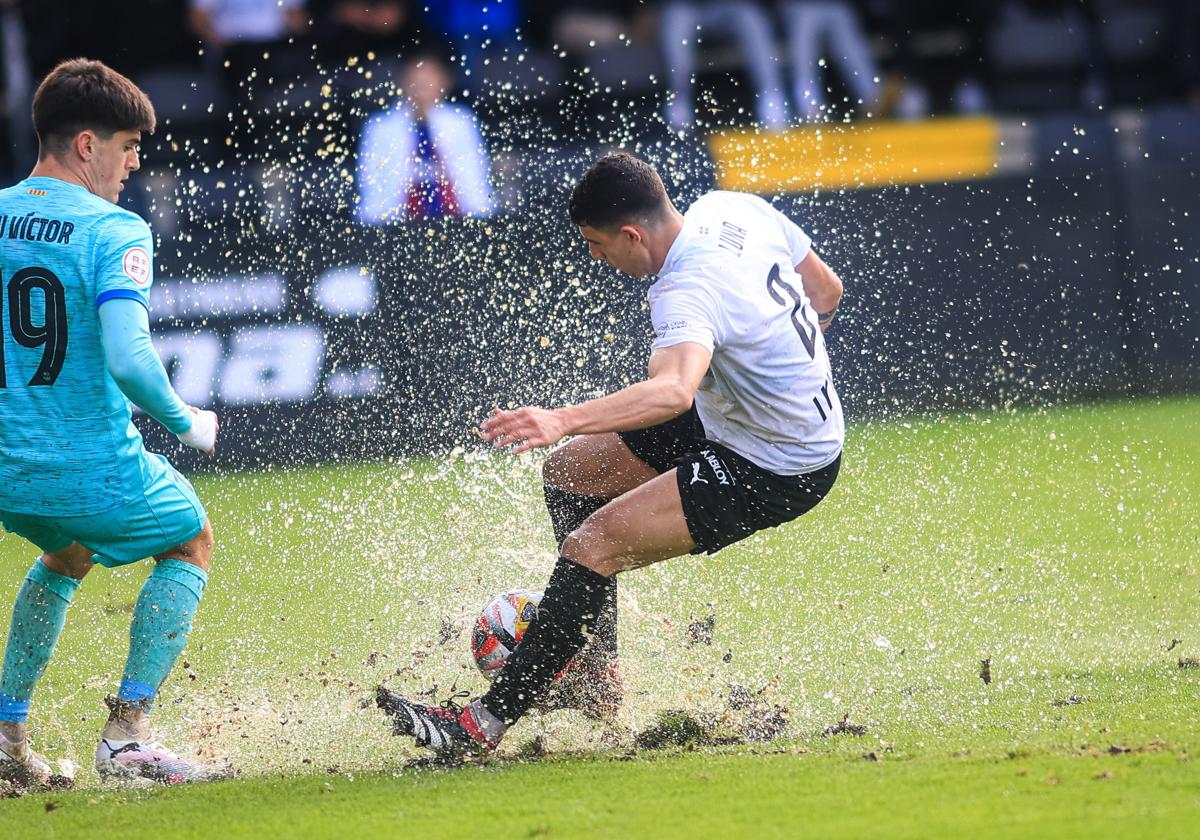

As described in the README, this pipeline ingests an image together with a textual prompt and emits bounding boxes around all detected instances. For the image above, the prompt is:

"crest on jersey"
[122,246,151,286]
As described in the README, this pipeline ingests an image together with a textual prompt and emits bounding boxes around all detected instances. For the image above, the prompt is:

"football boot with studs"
[375,687,499,759]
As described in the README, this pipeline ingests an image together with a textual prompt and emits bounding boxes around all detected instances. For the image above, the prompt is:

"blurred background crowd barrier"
[0,1,1195,468]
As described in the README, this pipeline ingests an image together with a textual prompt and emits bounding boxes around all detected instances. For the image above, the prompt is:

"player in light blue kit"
[0,60,223,788]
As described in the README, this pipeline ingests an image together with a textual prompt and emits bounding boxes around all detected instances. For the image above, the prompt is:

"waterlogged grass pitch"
[1,397,1197,836]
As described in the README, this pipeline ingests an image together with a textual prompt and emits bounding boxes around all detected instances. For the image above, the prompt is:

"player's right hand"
[480,405,568,454]
[177,407,219,457]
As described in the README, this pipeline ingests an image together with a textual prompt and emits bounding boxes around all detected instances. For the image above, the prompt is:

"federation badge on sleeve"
[122,246,151,286]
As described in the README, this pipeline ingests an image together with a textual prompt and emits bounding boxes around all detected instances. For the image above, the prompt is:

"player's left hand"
[177,406,219,457]
[480,406,568,454]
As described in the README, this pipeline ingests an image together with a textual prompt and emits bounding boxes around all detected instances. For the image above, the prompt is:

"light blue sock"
[118,559,207,710]
[0,560,80,723]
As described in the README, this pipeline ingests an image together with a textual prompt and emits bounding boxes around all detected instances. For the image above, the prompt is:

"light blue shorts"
[0,454,207,568]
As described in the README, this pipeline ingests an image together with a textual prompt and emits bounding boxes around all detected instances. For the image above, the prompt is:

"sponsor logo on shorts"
[699,449,731,486]
[689,462,708,485]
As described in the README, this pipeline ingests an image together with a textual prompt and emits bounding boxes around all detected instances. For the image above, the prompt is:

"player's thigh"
[543,433,659,499]
[674,445,842,556]
[564,469,696,576]
[0,510,75,557]
[0,510,98,577]
[57,455,209,569]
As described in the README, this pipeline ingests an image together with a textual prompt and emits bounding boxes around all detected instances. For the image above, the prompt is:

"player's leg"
[539,433,659,714]
[563,469,695,575]
[543,433,655,560]
[0,535,92,788]
[2,541,93,726]
[543,433,659,505]
[543,433,657,659]
[72,457,221,783]
[547,405,706,636]
[115,522,212,708]
[476,446,841,742]
[378,416,711,756]
[376,470,695,757]
[474,470,693,736]
[95,520,217,784]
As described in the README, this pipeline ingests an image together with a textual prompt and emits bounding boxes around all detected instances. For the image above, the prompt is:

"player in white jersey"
[377,151,845,758]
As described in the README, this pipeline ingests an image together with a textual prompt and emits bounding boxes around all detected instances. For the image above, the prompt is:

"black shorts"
[619,407,841,554]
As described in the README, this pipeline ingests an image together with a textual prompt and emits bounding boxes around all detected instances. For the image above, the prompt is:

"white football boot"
[1,720,73,790]
[95,696,223,785]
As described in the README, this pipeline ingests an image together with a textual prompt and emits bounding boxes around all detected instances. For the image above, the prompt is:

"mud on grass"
[634,684,791,750]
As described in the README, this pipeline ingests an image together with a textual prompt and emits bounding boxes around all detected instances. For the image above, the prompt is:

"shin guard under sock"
[543,486,619,659]
[482,556,608,724]
[118,559,207,708]
[0,561,80,723]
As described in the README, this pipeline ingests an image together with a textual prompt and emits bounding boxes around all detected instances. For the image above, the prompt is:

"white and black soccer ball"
[470,589,543,679]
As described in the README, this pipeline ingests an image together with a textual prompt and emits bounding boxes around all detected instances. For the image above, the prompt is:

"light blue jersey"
[0,176,168,516]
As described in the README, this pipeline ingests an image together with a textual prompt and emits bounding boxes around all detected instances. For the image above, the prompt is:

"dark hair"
[32,58,156,157]
[568,152,670,230]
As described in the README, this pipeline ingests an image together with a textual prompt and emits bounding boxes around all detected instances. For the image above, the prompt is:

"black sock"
[543,486,618,659]
[543,485,608,547]
[482,556,609,724]
[592,579,618,660]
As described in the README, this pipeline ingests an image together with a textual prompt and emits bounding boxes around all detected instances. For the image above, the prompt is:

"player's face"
[579,225,654,277]
[89,129,142,203]
[403,61,450,114]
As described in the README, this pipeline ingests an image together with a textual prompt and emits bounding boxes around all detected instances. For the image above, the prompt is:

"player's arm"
[98,299,218,456]
[480,341,712,454]
[355,118,404,224]
[796,249,843,332]
[774,203,842,332]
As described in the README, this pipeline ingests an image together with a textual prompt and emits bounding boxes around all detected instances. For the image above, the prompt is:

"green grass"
[2,397,1199,837]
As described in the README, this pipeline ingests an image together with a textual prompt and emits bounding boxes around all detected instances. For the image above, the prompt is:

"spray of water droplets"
[11,33,1196,785]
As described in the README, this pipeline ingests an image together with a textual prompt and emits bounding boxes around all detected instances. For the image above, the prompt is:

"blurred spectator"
[865,1,993,119]
[660,1,789,131]
[529,0,655,54]
[0,0,33,174]
[356,49,494,223]
[420,0,524,88]
[777,0,880,121]
[188,0,311,98]
[985,0,1109,112]
[310,0,422,66]
[188,0,308,47]
[1026,0,1108,107]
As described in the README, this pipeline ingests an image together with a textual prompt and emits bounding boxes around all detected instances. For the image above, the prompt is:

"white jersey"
[648,191,844,474]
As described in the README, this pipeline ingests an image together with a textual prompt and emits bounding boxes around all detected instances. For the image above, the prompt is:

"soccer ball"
[470,589,543,679]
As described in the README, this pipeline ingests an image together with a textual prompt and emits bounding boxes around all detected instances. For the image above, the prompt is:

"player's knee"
[562,517,623,577]
[191,521,214,569]
[157,520,214,571]
[197,520,214,553]
[542,445,572,490]
[42,544,95,580]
